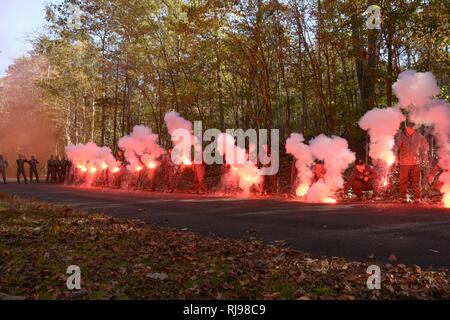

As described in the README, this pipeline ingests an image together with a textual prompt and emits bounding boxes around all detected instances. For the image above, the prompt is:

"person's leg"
[172,168,179,192]
[18,169,26,183]
[150,171,156,191]
[412,164,421,200]
[399,165,409,199]
[166,168,174,192]
[1,169,6,183]
[272,175,278,194]
[51,169,56,183]
[198,169,205,193]
[352,181,364,198]
[370,180,379,197]
[259,175,266,195]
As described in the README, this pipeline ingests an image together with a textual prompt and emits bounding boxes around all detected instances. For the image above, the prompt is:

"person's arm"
[392,134,402,160]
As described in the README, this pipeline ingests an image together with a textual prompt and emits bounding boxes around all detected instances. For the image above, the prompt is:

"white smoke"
[217,132,262,195]
[392,70,440,109]
[164,111,195,165]
[359,107,405,166]
[65,142,119,175]
[118,125,165,172]
[285,133,313,196]
[307,135,355,202]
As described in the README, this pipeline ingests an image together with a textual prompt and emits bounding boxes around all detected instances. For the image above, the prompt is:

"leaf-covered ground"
[0,194,449,300]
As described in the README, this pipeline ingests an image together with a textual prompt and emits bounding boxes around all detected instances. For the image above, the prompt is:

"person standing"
[0,155,9,184]
[16,155,28,184]
[47,156,54,183]
[59,156,70,183]
[193,160,206,194]
[54,156,62,183]
[393,122,429,203]
[28,156,40,183]
[163,149,178,193]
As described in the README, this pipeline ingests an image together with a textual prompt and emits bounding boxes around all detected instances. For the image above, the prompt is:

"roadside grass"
[0,194,449,300]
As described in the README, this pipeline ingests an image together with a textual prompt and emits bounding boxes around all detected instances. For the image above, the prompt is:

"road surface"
[1,182,449,269]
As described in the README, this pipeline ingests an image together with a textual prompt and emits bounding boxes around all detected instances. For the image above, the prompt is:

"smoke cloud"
[359,107,405,166]
[307,135,355,203]
[217,132,262,195]
[118,125,165,172]
[164,111,195,165]
[285,133,355,202]
[65,142,119,175]
[392,70,440,109]
[285,133,313,196]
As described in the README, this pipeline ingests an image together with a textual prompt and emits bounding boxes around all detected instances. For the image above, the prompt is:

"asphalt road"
[1,182,449,269]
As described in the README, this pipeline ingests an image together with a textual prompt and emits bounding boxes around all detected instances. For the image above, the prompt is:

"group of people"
[0,155,71,184]
[46,156,72,184]
[0,155,40,184]
[333,123,443,203]
[1,122,447,203]
[93,148,208,194]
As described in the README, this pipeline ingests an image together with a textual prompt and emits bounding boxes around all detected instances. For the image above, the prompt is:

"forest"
[0,0,448,159]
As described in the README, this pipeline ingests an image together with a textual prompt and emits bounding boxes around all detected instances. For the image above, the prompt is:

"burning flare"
[444,194,450,209]
[296,183,309,197]
[147,162,157,169]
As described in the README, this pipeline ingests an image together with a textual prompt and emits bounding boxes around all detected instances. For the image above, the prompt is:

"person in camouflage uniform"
[28,156,40,183]
[0,155,9,184]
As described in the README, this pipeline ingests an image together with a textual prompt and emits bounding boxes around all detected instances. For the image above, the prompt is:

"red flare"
[147,162,157,169]
[182,158,192,166]
[296,183,309,197]
[444,194,450,208]
[77,164,88,173]
[323,197,337,204]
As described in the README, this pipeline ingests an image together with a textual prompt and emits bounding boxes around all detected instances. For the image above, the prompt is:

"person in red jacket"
[393,122,429,203]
